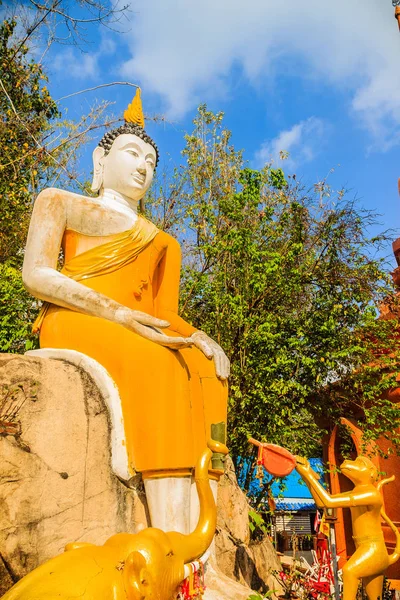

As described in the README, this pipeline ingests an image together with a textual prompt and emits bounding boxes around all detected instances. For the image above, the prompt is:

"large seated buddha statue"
[22,88,229,534]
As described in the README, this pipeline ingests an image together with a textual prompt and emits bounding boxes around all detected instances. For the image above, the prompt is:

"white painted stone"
[26,348,131,483]
[144,476,192,534]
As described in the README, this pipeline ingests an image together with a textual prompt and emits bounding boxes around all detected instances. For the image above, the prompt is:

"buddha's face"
[92,133,156,201]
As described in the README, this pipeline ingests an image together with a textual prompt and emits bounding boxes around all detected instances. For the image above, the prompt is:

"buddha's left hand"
[190,331,230,380]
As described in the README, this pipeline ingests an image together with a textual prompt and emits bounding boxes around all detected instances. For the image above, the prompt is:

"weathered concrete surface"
[0,353,281,598]
[0,354,147,595]
[204,565,253,600]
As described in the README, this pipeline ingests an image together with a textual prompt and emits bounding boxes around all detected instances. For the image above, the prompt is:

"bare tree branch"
[57,81,140,102]
[4,0,130,58]
[28,0,120,25]
[6,2,58,65]
[0,77,85,189]
[29,0,128,25]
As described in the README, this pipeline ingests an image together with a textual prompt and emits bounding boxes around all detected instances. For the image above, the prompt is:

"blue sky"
[238,457,324,501]
[44,0,400,267]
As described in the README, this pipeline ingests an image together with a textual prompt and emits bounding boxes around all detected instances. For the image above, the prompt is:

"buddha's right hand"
[117,308,170,329]
[116,307,193,349]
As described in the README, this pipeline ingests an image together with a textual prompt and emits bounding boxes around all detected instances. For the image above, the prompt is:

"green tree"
[148,105,400,464]
[0,260,38,353]
[0,17,62,351]
[0,2,127,352]
[0,17,60,263]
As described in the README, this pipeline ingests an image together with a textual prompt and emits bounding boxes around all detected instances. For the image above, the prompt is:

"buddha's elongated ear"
[91,146,105,193]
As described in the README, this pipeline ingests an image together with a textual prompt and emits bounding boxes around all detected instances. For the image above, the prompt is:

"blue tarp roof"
[275,501,316,511]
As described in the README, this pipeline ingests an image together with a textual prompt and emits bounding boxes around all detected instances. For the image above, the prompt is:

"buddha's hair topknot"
[98,123,159,167]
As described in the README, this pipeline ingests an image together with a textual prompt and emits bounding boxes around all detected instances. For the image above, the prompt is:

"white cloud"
[255,117,326,170]
[52,36,116,81]
[119,0,400,147]
[53,48,98,80]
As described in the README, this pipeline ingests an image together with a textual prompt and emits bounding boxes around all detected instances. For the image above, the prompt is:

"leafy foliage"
[0,18,60,263]
[0,260,38,353]
[247,592,277,600]
[0,10,117,352]
[248,509,269,540]
[148,105,400,464]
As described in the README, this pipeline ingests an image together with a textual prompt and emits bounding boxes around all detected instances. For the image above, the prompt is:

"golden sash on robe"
[33,216,159,333]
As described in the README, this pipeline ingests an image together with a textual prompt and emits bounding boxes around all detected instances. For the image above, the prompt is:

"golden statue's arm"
[295,457,380,509]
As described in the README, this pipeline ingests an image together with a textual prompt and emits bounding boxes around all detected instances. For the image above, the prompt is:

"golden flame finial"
[124,87,145,128]
[395,6,400,31]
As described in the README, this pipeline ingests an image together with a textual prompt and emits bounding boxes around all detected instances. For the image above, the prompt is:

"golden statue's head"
[91,88,159,201]
[340,455,378,485]
[120,531,184,600]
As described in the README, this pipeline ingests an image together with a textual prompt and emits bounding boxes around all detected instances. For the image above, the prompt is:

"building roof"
[274,500,316,512]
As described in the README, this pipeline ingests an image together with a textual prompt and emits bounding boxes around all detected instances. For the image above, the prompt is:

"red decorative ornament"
[248,437,296,477]
[177,561,206,599]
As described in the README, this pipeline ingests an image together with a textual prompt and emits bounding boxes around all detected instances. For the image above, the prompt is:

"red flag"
[314,510,321,533]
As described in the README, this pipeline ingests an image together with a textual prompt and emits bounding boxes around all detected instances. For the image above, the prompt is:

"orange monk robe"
[36,216,227,478]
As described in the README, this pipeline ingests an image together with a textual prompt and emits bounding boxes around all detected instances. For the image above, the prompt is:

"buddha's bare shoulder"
[34,187,100,210]
[34,188,135,236]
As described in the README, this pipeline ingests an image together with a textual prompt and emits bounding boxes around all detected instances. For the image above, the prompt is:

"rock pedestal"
[0,353,281,598]
[216,458,282,595]
[0,353,146,594]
